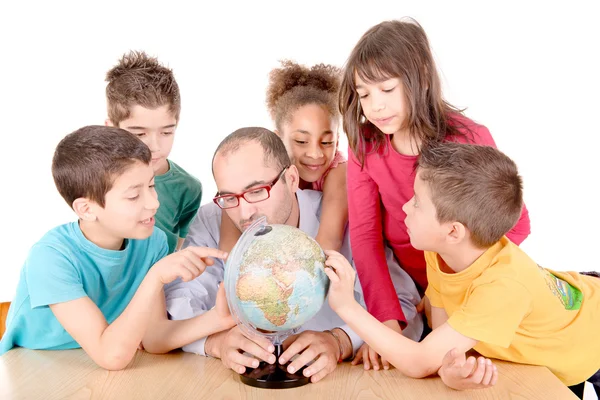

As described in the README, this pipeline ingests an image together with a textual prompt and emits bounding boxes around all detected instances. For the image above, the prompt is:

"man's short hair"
[52,125,151,208]
[212,127,291,176]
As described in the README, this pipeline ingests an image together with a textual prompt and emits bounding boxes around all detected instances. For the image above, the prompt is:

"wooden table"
[0,349,577,400]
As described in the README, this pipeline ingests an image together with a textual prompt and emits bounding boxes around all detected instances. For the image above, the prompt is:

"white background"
[1,1,599,306]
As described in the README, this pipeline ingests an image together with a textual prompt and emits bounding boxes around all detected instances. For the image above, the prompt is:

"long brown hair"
[339,18,468,166]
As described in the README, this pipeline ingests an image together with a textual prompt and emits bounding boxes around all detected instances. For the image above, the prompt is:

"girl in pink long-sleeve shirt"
[338,18,531,370]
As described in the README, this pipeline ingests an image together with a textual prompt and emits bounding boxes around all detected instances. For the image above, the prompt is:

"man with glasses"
[165,127,422,383]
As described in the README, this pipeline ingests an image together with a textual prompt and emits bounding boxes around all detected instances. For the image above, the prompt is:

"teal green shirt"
[0,222,168,354]
[155,160,202,253]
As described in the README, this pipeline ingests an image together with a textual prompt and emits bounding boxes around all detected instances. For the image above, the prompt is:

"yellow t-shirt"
[425,237,600,386]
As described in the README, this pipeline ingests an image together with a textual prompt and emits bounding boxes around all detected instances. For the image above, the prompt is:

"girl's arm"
[347,150,406,326]
[315,163,348,252]
[219,212,241,253]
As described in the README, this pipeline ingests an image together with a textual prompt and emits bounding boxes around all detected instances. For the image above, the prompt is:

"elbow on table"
[399,361,439,379]
[141,336,172,355]
[95,352,135,371]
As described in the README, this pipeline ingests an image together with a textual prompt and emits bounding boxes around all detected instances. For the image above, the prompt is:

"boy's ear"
[105,119,114,127]
[446,221,467,245]
[72,198,98,221]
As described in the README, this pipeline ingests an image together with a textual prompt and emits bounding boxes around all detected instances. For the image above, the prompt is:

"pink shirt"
[347,115,531,325]
[312,151,347,191]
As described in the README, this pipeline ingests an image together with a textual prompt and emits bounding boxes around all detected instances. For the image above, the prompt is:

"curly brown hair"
[266,60,341,131]
[105,50,181,126]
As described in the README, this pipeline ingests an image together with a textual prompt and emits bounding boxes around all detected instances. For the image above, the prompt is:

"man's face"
[213,141,298,232]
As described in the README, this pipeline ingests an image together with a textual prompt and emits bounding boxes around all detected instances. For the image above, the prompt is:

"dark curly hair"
[105,50,181,125]
[266,60,341,131]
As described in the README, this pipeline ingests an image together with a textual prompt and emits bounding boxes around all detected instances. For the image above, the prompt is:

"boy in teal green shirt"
[105,50,202,253]
[0,126,233,369]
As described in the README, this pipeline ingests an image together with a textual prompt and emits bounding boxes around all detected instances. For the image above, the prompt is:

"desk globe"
[224,217,329,388]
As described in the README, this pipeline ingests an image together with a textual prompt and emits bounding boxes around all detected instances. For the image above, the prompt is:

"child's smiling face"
[278,104,339,184]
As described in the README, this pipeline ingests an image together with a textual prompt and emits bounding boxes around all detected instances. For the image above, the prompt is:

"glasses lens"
[217,195,239,209]
[244,187,268,203]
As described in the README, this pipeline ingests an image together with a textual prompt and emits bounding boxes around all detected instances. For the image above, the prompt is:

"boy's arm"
[176,237,185,251]
[431,305,449,329]
[142,284,235,354]
[315,163,348,252]
[50,276,163,370]
[338,302,477,378]
[325,250,477,379]
[50,246,226,370]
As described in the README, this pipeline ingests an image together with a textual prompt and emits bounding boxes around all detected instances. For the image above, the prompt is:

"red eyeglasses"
[213,167,289,209]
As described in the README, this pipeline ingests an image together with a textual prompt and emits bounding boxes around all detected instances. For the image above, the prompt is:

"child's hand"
[150,247,228,285]
[323,250,357,312]
[215,282,236,330]
[438,348,498,390]
[351,320,401,370]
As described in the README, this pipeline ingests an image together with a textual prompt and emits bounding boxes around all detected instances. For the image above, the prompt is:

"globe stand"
[239,344,310,388]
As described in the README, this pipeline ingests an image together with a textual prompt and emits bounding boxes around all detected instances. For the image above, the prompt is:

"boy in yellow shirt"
[324,142,600,396]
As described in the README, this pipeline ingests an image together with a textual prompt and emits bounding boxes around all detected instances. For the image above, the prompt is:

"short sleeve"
[447,278,532,348]
[25,245,87,308]
[424,252,444,308]
[149,229,169,269]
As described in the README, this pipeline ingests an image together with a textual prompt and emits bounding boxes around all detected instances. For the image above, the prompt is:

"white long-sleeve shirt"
[165,189,423,356]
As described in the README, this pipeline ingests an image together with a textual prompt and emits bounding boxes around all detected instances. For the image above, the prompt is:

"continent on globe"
[231,224,329,331]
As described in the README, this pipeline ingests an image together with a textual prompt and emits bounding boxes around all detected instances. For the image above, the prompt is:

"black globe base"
[239,344,310,389]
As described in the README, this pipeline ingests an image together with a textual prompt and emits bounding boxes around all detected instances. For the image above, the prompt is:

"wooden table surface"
[0,348,577,400]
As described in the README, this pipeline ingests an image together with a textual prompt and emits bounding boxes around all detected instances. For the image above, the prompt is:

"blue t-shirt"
[0,222,168,354]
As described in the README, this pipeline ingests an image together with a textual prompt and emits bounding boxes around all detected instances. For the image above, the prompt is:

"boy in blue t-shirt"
[0,126,234,370]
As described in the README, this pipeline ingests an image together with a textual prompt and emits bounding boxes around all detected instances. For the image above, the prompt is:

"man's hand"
[351,319,400,370]
[323,250,358,313]
[149,247,228,285]
[205,326,275,374]
[278,330,341,383]
[439,348,498,390]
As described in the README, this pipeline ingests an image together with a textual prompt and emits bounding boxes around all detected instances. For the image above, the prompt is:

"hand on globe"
[323,250,357,313]
[150,247,228,285]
